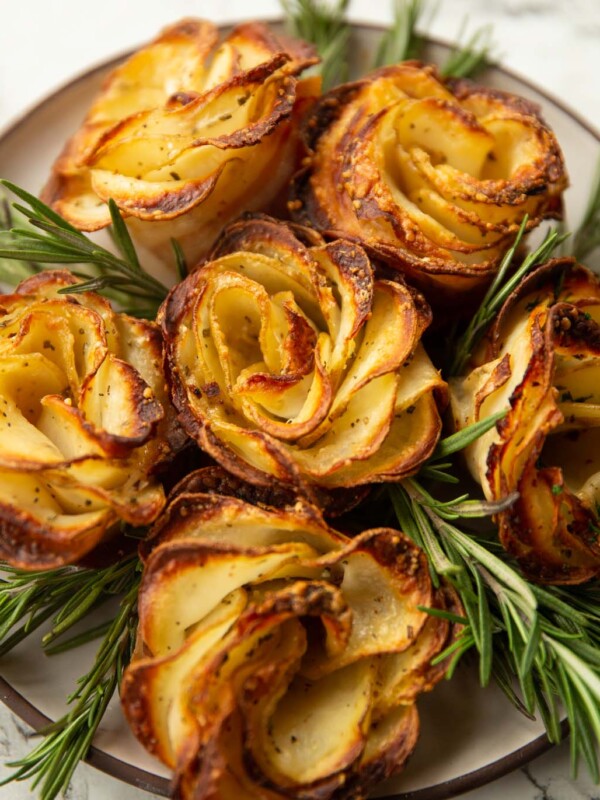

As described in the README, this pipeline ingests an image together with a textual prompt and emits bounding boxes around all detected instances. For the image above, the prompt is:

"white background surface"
[0,1,599,799]
[0,0,599,133]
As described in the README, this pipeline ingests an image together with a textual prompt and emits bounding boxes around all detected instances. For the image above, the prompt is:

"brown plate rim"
[0,669,565,800]
[0,17,596,800]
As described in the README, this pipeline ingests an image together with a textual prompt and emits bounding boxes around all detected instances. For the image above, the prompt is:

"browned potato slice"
[290,62,567,306]
[122,483,458,799]
[249,658,376,788]
[0,270,173,568]
[450,259,600,583]
[42,19,319,268]
[340,704,419,800]
[160,215,446,493]
[140,490,347,558]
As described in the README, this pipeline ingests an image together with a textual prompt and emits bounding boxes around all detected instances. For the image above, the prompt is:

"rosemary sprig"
[394,479,600,779]
[0,555,139,658]
[0,182,168,318]
[449,220,569,376]
[280,0,351,90]
[346,0,495,79]
[441,21,495,78]
[373,0,427,67]
[1,572,140,800]
[281,0,496,83]
[572,156,600,264]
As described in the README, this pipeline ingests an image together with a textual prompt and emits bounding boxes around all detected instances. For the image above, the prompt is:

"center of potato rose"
[212,288,263,373]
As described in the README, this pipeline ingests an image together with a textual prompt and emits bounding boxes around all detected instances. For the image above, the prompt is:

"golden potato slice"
[122,482,458,799]
[450,259,600,583]
[42,19,319,268]
[0,270,172,568]
[290,62,567,306]
[160,216,446,492]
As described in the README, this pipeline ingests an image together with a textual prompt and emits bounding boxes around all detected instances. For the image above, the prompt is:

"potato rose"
[122,467,458,800]
[0,271,170,568]
[159,216,446,493]
[290,62,567,303]
[450,259,600,583]
[42,19,319,266]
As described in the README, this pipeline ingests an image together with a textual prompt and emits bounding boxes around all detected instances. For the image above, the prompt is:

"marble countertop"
[0,1,599,799]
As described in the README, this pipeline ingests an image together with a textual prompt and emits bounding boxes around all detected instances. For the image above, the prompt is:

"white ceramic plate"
[0,21,598,800]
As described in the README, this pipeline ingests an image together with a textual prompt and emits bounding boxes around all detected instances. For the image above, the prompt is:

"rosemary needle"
[572,155,600,264]
[441,20,496,78]
[373,0,427,67]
